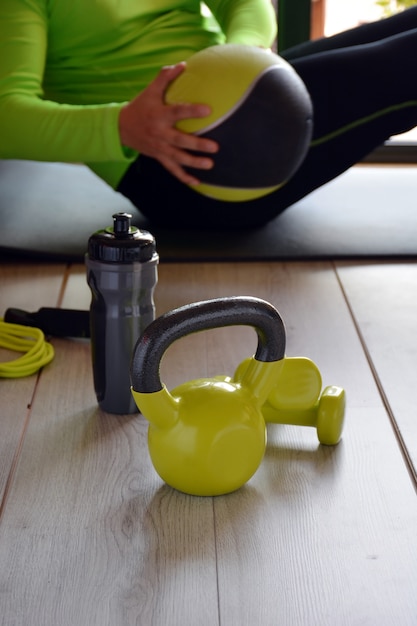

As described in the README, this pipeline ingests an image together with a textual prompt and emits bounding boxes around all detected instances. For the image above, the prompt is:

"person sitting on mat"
[1,0,417,229]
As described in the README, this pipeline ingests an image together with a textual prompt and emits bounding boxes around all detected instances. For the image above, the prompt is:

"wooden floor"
[1,258,417,625]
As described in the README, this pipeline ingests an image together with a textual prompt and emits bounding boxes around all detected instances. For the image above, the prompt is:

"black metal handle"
[131,296,286,393]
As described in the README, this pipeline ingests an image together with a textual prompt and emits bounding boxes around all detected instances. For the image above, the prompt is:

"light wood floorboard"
[0,264,66,507]
[336,261,417,479]
[0,260,416,625]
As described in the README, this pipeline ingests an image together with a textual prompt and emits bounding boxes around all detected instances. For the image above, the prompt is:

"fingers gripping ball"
[165,44,313,202]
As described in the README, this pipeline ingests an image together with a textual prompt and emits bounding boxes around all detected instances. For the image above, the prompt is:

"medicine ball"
[165,44,313,202]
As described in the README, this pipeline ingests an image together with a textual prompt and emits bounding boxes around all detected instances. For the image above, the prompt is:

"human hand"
[118,63,219,185]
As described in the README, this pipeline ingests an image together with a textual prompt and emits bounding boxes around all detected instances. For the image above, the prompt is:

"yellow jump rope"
[0,318,54,378]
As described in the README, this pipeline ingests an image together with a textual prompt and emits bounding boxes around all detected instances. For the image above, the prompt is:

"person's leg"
[263,26,417,221]
[282,5,417,60]
[118,22,417,229]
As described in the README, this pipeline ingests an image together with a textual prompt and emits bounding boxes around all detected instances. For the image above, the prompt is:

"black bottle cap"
[87,213,157,263]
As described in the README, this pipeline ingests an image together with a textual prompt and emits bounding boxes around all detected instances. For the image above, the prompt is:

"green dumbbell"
[234,356,345,446]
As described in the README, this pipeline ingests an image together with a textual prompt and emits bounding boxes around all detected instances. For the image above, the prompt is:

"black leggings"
[117,6,417,229]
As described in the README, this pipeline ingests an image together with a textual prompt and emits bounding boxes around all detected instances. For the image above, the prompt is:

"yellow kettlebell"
[131,296,286,496]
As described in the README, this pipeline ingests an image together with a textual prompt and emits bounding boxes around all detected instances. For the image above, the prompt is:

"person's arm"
[0,0,219,186]
[0,0,130,166]
[206,0,277,48]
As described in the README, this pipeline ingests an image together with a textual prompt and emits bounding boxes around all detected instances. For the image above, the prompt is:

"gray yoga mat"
[0,159,416,261]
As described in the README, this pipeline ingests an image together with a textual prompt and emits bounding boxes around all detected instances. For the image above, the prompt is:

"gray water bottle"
[86,212,158,414]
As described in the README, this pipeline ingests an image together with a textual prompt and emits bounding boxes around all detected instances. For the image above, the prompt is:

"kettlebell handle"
[131,296,286,393]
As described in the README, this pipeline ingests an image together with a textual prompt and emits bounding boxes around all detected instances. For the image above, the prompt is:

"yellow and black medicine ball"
[165,44,313,202]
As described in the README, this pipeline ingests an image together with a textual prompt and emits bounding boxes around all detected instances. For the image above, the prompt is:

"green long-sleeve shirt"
[0,0,276,188]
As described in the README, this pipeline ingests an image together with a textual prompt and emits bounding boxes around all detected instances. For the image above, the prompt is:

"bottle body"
[86,257,158,414]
